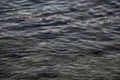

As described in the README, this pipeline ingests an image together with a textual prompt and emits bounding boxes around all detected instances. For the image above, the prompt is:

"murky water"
[0,0,120,80]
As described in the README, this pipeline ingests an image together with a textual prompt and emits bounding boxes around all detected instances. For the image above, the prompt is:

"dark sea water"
[0,0,120,80]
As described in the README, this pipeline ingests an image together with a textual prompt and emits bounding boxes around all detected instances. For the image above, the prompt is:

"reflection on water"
[0,0,120,80]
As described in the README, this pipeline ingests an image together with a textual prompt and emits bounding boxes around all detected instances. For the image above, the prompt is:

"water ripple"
[0,0,120,80]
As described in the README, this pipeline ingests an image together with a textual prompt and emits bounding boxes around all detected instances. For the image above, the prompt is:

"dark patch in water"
[4,20,68,31]
[89,49,107,56]
[29,0,44,3]
[37,72,59,78]
[3,53,23,58]
[30,32,64,39]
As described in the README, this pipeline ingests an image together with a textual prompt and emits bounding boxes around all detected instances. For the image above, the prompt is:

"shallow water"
[0,0,120,80]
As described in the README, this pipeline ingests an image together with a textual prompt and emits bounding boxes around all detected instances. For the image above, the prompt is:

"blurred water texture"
[0,0,120,80]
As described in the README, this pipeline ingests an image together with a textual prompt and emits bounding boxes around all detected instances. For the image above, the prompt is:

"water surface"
[0,0,120,80]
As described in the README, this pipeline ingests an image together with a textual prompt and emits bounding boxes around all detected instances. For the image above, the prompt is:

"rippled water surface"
[0,0,120,80]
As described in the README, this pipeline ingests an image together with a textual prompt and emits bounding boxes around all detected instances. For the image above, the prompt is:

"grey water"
[0,0,120,80]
